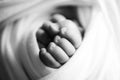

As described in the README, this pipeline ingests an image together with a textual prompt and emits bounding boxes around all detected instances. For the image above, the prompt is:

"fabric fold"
[0,0,120,80]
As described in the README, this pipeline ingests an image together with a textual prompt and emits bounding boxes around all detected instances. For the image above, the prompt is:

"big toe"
[59,20,82,48]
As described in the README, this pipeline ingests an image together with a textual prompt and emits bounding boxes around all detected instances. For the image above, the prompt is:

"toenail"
[54,36,61,43]
[41,48,46,53]
[49,42,56,50]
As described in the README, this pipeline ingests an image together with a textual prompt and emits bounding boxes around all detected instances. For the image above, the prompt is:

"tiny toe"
[51,14,66,22]
[48,42,69,64]
[42,22,60,38]
[39,48,61,68]
[54,36,75,56]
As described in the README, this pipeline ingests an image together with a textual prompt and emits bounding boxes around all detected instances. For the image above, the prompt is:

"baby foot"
[37,14,82,68]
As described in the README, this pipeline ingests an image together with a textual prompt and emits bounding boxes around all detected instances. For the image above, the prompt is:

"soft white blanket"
[0,0,120,80]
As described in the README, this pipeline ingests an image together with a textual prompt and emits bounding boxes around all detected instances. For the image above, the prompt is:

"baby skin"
[36,14,82,68]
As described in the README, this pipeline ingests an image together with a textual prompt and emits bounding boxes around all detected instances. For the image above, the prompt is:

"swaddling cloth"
[1,0,120,80]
